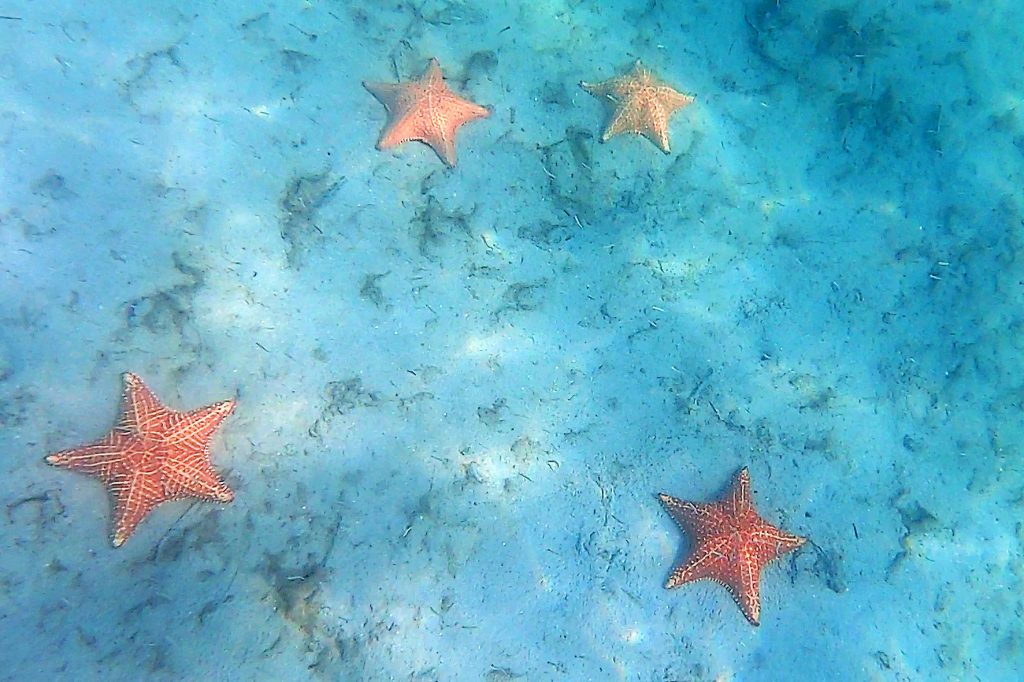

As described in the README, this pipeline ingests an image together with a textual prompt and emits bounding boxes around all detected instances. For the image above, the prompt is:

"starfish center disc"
[124,440,164,475]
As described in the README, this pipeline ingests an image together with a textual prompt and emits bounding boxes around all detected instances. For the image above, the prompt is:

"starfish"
[581,61,694,153]
[45,372,236,547]
[658,467,806,625]
[364,57,491,167]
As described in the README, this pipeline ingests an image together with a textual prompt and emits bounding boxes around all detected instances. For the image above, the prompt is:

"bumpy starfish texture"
[364,57,490,167]
[45,372,236,547]
[658,467,806,625]
[581,61,693,153]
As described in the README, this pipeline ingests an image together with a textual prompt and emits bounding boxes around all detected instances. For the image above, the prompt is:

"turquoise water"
[1,1,1022,680]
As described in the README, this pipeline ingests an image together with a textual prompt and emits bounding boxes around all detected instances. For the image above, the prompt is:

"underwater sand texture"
[1,1,1023,680]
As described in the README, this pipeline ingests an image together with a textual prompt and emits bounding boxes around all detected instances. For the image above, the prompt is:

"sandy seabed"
[1,2,1023,680]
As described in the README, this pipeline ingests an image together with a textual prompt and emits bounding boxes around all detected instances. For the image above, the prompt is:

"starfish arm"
[629,61,652,81]
[645,90,693,153]
[158,400,235,502]
[447,96,491,124]
[117,373,170,437]
[639,104,672,153]
[601,102,642,142]
[422,58,444,87]
[651,131,671,154]
[427,96,489,166]
[363,80,406,111]
[377,112,426,150]
[163,400,235,450]
[110,469,164,547]
[659,87,694,114]
[162,451,234,502]
[427,134,458,167]
[696,547,764,626]
[728,467,752,514]
[729,561,763,626]
[604,74,639,98]
[750,524,807,560]
[45,434,129,484]
[658,493,725,539]
[665,534,731,588]
[580,79,614,98]
[658,492,692,528]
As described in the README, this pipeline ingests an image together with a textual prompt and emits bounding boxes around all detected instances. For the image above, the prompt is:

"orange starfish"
[364,58,491,167]
[45,372,236,547]
[581,61,694,153]
[658,467,806,625]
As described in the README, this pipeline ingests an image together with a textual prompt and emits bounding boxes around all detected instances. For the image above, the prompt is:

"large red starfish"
[658,467,806,625]
[45,372,236,547]
[581,61,694,153]
[364,57,490,167]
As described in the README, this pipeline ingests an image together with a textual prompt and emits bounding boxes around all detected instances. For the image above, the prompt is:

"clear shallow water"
[1,1,1022,680]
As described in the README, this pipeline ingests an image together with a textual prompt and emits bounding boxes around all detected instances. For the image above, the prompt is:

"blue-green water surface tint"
[1,2,1022,680]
